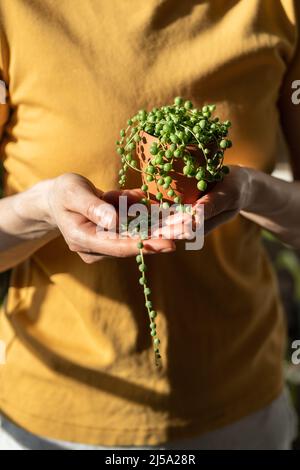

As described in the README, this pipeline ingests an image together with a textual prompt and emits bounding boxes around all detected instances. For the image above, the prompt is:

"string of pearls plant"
[116,97,232,367]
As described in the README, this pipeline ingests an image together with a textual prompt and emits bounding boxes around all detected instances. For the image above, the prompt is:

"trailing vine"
[116,97,232,367]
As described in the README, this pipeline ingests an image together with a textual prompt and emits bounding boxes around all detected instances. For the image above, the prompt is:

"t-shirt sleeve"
[278,0,300,179]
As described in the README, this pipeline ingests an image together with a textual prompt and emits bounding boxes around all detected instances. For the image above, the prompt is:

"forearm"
[242,168,300,248]
[0,179,59,272]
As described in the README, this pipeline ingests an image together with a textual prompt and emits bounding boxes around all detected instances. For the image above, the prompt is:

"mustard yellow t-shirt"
[0,0,299,446]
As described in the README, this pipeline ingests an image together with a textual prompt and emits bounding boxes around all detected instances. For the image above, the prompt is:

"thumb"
[66,180,117,230]
[195,190,226,220]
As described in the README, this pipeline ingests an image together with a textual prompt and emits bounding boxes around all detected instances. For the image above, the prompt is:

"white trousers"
[0,389,298,450]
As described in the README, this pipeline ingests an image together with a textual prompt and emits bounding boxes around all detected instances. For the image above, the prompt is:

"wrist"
[239,166,259,212]
[12,179,58,232]
[240,167,277,218]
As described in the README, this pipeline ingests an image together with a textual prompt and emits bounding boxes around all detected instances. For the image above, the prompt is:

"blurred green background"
[262,232,300,448]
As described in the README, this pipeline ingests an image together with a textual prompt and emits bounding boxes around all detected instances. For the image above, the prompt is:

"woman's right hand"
[44,173,176,263]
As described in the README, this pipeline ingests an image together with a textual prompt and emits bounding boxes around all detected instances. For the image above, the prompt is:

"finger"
[153,223,194,240]
[65,182,117,229]
[154,218,203,240]
[122,188,145,203]
[98,234,175,257]
[165,212,192,226]
[195,190,229,220]
[102,189,145,207]
[153,212,195,239]
[163,207,203,236]
[84,224,176,257]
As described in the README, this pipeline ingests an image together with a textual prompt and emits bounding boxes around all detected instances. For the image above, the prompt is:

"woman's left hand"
[195,165,252,235]
[162,165,253,238]
[157,165,300,249]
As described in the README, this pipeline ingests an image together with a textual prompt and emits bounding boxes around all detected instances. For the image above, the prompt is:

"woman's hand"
[159,166,251,239]
[45,173,175,263]
[165,164,300,249]
[195,165,252,234]
[0,173,176,272]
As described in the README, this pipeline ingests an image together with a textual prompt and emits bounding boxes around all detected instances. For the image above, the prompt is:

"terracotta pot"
[136,131,215,204]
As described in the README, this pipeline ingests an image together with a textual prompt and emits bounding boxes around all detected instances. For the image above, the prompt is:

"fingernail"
[103,211,114,229]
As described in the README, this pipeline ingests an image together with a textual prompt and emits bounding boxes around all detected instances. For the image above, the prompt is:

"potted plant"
[116,97,232,366]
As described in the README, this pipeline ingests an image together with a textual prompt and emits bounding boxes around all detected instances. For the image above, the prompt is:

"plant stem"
[139,247,161,367]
